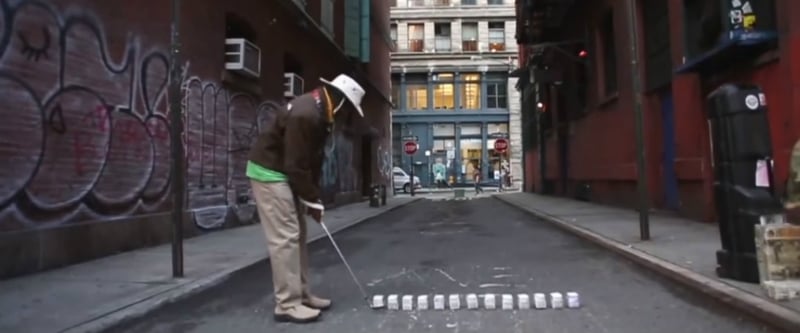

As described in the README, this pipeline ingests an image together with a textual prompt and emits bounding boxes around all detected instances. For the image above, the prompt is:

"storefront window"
[487,122,508,135]
[433,123,455,137]
[432,73,455,110]
[460,138,482,183]
[460,74,480,110]
[407,84,428,110]
[460,123,482,136]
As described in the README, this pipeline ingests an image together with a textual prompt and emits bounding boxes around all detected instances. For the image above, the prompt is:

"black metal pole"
[169,0,185,277]
[410,155,415,197]
[627,0,650,240]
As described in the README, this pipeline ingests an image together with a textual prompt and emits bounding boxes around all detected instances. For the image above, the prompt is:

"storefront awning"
[674,30,778,76]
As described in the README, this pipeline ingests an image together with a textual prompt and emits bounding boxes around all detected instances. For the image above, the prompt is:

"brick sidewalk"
[0,197,421,333]
[496,192,800,332]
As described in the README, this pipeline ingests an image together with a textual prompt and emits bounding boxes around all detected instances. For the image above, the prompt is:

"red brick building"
[514,0,799,222]
[0,0,392,278]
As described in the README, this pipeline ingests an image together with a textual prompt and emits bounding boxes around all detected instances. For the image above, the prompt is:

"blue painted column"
[481,121,488,181]
[454,122,461,183]
[399,72,407,111]
[427,72,434,111]
[426,123,434,187]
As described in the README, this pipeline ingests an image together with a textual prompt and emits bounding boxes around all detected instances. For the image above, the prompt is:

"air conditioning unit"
[225,38,261,78]
[284,73,304,98]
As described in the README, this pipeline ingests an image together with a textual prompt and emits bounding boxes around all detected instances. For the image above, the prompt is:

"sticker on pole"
[745,94,759,110]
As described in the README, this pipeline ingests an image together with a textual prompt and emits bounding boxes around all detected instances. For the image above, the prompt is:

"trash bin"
[369,185,380,207]
[706,83,785,283]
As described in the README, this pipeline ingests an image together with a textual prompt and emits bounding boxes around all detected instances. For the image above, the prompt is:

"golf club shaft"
[320,222,371,303]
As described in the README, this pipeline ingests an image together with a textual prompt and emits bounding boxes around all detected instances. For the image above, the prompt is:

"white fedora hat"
[320,74,365,117]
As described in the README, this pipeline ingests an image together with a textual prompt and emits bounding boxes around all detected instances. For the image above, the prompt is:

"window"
[487,123,509,135]
[433,0,451,5]
[488,0,504,4]
[460,74,480,109]
[320,0,334,36]
[462,0,477,4]
[488,22,505,52]
[487,82,508,108]
[433,123,456,137]
[433,139,455,153]
[408,0,425,7]
[406,84,428,110]
[432,73,455,110]
[434,23,451,52]
[600,9,617,95]
[390,24,397,51]
[408,23,424,52]
[460,124,482,136]
[643,0,672,90]
[462,23,478,51]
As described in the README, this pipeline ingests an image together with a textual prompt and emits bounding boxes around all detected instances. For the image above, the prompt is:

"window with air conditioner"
[284,73,304,98]
[225,38,261,78]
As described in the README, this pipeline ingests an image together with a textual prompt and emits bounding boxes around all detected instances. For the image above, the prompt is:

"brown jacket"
[248,88,332,204]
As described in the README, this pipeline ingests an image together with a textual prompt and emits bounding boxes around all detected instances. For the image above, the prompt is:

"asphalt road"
[106,197,782,333]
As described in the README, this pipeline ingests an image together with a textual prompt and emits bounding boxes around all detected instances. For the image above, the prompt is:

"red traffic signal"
[578,50,588,58]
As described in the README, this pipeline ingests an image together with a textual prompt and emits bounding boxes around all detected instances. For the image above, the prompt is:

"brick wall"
[0,0,391,278]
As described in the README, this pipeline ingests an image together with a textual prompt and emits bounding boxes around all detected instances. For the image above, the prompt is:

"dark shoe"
[273,305,320,323]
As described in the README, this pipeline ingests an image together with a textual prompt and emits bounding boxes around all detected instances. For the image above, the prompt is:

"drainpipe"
[626,0,650,241]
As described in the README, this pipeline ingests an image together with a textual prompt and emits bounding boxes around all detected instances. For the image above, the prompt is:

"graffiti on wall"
[320,129,359,204]
[0,0,373,233]
[0,0,271,231]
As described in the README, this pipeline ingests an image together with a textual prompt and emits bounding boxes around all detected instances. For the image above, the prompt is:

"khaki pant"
[250,180,311,309]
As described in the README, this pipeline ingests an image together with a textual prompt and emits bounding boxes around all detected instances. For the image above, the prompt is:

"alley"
[106,198,781,333]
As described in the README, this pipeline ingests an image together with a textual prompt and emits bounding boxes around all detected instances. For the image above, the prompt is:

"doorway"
[660,90,679,210]
[361,136,373,197]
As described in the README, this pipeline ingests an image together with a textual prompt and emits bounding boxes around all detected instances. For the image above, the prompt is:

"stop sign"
[494,138,508,153]
[404,141,418,155]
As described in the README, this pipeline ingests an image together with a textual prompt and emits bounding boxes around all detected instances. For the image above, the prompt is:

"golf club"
[320,221,385,310]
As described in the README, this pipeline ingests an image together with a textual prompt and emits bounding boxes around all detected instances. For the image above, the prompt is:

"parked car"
[393,167,421,193]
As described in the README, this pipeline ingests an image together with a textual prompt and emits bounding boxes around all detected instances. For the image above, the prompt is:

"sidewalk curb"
[495,195,800,333]
[64,198,423,333]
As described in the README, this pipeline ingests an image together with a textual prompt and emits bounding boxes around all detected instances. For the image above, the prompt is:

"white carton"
[518,294,531,309]
[402,295,414,311]
[566,292,580,308]
[466,294,479,309]
[433,294,446,310]
[550,292,564,309]
[417,295,430,310]
[372,295,385,308]
[448,294,461,310]
[501,294,514,310]
[387,294,399,310]
[484,294,497,310]
[533,293,547,309]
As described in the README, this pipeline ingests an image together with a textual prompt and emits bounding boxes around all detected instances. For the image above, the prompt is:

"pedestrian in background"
[246,74,366,323]
[473,163,484,194]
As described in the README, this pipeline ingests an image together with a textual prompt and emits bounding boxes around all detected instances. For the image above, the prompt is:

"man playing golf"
[246,74,366,323]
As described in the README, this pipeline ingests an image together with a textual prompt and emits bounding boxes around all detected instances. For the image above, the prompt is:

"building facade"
[515,0,800,222]
[390,0,522,188]
[0,0,392,278]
